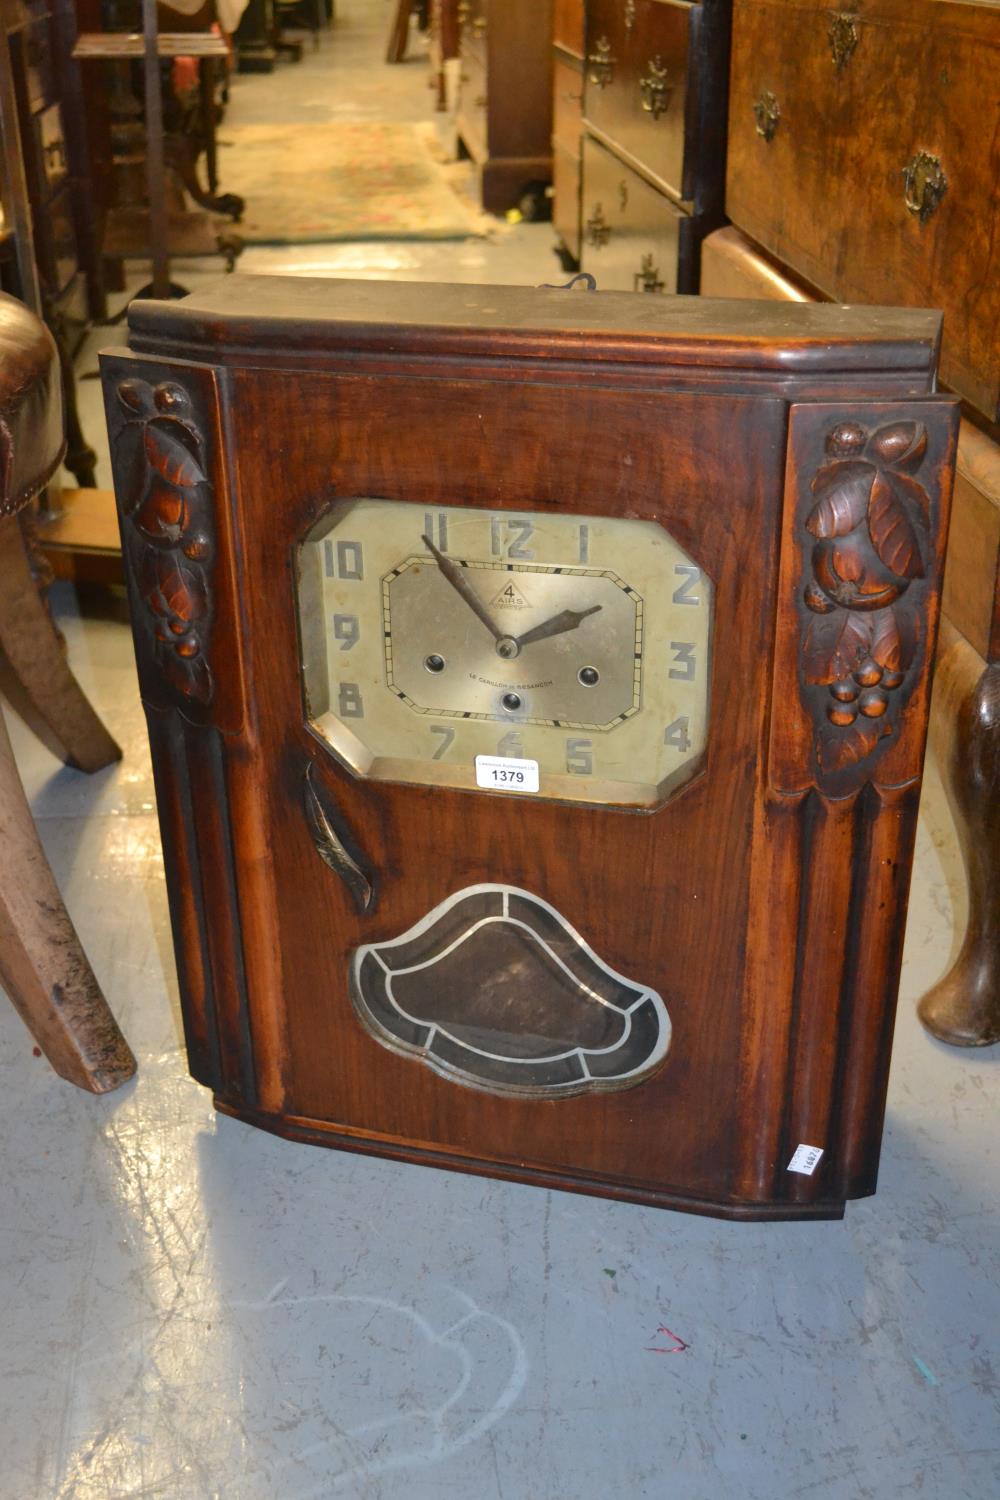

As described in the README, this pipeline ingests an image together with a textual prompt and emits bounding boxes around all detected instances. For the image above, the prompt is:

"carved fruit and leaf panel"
[793,412,953,791]
[112,377,215,706]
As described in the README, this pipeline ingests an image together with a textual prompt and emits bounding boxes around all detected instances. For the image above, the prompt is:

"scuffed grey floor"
[4,2,998,1496]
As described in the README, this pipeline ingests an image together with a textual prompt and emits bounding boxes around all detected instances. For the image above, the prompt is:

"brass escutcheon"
[640,57,671,120]
[753,91,780,141]
[588,36,615,89]
[634,253,664,294]
[828,13,859,71]
[902,151,947,223]
[585,203,612,247]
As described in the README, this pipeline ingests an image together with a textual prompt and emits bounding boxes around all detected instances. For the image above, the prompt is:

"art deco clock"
[102,278,957,1220]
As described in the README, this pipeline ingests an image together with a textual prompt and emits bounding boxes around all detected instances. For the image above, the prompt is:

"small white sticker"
[787,1144,824,1176]
[475,755,540,794]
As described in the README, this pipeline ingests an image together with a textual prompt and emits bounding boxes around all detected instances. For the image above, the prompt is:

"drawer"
[726,0,1000,423]
[553,54,583,158]
[554,0,584,57]
[584,0,694,202]
[580,133,684,293]
[553,138,582,259]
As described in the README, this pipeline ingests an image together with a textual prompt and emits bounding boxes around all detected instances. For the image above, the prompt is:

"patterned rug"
[215,120,487,244]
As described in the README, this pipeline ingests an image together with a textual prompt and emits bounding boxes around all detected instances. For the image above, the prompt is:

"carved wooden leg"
[918,621,1000,1046]
[0,515,121,772]
[0,707,136,1091]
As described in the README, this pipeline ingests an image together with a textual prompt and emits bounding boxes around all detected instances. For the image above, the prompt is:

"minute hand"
[515,605,602,649]
[422,535,503,642]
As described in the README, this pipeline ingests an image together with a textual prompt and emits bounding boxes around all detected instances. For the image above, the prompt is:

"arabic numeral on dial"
[497,730,523,757]
[664,716,691,752]
[324,538,364,581]
[430,725,455,760]
[491,517,535,560]
[566,737,593,775]
[332,613,359,651]
[668,642,696,681]
[338,682,364,718]
[672,564,700,605]
[578,524,590,563]
[424,512,448,551]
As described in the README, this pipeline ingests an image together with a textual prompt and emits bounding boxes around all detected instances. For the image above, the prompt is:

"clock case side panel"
[100,351,290,1116]
[736,396,959,1211]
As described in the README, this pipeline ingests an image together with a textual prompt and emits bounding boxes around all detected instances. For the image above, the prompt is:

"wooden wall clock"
[102,278,958,1220]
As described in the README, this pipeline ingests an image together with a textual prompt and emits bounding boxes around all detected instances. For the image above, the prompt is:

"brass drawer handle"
[754,91,780,142]
[829,13,859,71]
[624,0,636,33]
[640,57,671,120]
[902,151,947,222]
[588,37,615,89]
[457,0,471,22]
[634,253,664,294]
[585,203,611,248]
[472,15,485,35]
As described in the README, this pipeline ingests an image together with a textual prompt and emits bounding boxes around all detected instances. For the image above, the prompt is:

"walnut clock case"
[101,278,957,1221]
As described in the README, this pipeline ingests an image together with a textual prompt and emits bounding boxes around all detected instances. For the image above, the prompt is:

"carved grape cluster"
[801,419,930,775]
[116,377,214,705]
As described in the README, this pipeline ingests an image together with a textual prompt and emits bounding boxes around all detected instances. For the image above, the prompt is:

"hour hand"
[422,534,503,642]
[515,605,602,649]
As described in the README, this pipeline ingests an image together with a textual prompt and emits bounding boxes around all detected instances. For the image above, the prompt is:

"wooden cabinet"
[455,0,554,214]
[103,274,958,1219]
[580,132,689,290]
[552,0,584,264]
[726,0,1000,425]
[580,0,731,293]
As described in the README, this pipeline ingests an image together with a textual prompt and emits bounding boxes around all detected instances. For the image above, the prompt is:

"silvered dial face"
[296,498,712,808]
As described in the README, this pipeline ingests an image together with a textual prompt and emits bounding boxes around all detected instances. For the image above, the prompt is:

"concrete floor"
[3,3,999,1497]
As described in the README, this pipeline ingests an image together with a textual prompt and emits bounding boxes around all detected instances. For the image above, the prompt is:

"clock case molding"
[101,278,958,1221]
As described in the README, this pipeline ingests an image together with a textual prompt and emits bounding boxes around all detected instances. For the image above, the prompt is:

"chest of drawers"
[726,0,1000,425]
[580,0,730,293]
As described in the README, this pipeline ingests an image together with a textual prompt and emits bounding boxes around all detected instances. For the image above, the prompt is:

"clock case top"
[101,278,957,1221]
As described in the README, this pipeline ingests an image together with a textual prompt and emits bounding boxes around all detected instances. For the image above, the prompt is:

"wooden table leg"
[0,515,121,773]
[918,621,1000,1046]
[0,708,136,1091]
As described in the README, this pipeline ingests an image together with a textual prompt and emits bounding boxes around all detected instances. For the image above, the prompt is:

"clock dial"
[296,498,712,808]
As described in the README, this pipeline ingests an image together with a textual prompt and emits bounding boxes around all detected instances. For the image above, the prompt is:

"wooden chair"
[0,291,136,1092]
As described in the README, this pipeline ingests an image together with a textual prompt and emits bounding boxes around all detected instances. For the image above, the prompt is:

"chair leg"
[0,515,121,773]
[917,622,1000,1046]
[0,708,136,1092]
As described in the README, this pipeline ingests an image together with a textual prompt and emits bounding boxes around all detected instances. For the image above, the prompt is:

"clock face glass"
[296,498,712,809]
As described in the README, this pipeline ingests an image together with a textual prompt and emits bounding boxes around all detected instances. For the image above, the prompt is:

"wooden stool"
[0,292,136,1092]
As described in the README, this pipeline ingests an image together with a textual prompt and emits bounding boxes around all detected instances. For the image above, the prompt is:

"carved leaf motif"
[867,421,927,470]
[867,472,925,579]
[869,607,901,672]
[143,422,206,488]
[164,650,212,705]
[148,552,208,624]
[818,721,888,774]
[806,460,875,538]
[802,609,873,685]
[134,481,189,544]
[889,470,931,526]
